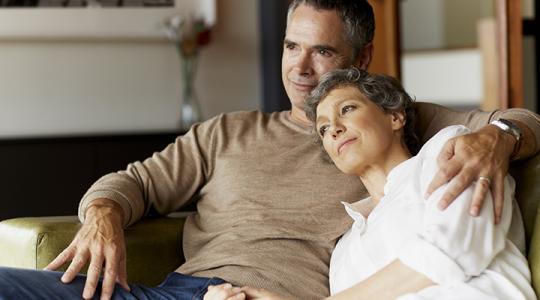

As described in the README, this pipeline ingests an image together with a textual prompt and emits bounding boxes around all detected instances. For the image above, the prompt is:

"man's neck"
[290,106,313,127]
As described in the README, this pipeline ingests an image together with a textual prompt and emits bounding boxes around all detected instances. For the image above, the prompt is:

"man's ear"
[390,111,406,130]
[354,43,373,70]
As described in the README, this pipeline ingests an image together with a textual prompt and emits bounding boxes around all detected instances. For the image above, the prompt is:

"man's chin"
[289,96,308,109]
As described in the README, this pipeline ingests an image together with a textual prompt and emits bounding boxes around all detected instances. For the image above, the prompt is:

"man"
[1,1,539,299]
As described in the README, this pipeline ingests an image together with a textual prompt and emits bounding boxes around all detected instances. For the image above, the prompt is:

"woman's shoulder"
[417,125,471,158]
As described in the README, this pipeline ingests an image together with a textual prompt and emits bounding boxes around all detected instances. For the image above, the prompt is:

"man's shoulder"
[219,110,269,121]
[207,110,291,127]
[197,110,293,136]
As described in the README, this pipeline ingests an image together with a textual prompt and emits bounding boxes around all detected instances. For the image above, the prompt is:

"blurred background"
[0,0,537,138]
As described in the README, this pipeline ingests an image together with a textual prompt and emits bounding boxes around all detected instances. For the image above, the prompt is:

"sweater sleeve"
[78,115,220,227]
[396,126,514,284]
[415,102,540,154]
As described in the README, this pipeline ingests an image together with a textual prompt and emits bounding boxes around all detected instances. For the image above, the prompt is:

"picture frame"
[0,0,215,41]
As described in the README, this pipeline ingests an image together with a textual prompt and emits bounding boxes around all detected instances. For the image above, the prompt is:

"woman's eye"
[341,105,355,114]
[319,125,329,136]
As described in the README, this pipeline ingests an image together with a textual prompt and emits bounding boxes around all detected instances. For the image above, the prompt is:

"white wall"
[402,49,483,106]
[400,0,444,50]
[401,0,493,50]
[0,0,261,138]
[400,0,492,108]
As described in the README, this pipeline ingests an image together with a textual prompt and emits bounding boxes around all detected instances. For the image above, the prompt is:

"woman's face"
[315,86,403,175]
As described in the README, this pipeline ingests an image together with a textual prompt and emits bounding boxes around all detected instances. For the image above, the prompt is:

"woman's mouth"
[338,138,357,155]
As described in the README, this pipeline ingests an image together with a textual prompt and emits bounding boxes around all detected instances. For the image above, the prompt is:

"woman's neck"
[359,144,411,204]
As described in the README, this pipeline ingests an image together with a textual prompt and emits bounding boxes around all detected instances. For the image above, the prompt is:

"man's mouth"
[291,81,316,92]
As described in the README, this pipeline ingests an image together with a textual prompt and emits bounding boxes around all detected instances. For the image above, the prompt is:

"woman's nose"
[330,125,345,138]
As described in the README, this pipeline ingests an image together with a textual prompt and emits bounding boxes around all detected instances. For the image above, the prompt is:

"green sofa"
[0,153,539,294]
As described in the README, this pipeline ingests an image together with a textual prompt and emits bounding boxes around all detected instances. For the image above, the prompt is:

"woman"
[204,68,535,300]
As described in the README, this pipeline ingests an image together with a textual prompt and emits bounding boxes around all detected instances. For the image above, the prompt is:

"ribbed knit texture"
[79,103,540,299]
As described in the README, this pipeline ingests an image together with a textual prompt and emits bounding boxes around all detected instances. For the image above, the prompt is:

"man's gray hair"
[304,67,419,154]
[287,0,375,60]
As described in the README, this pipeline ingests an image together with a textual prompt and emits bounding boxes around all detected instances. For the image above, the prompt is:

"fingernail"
[438,202,446,210]
[470,206,479,216]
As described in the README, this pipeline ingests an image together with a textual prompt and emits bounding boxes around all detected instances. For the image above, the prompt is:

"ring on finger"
[478,176,491,185]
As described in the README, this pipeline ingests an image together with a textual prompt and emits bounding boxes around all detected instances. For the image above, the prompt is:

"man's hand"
[425,125,516,224]
[44,199,129,300]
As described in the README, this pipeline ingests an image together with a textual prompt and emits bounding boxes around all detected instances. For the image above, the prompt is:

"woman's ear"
[390,111,406,130]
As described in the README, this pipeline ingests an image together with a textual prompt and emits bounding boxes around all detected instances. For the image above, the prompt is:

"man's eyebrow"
[283,39,338,53]
[283,38,296,45]
[313,44,338,53]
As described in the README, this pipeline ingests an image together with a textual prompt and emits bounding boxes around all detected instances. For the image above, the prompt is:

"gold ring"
[478,176,491,185]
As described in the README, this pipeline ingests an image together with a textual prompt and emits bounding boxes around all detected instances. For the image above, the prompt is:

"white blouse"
[329,125,535,300]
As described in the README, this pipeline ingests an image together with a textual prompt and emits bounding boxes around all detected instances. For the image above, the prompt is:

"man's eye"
[318,49,331,56]
[319,125,329,136]
[341,105,355,114]
[285,43,296,50]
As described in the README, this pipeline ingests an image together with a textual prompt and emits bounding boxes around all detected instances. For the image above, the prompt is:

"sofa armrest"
[510,152,540,296]
[0,213,188,286]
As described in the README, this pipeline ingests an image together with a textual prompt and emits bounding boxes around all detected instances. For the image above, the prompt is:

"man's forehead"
[287,4,344,36]
[285,5,349,49]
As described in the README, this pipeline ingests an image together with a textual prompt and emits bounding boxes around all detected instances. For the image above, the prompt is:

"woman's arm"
[326,260,433,300]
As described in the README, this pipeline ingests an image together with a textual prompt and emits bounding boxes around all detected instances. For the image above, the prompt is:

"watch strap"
[490,119,523,159]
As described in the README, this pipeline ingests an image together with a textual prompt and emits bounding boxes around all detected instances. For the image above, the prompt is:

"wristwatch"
[490,118,523,158]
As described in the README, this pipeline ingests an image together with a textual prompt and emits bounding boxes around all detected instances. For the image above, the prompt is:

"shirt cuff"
[398,235,469,285]
[78,190,134,228]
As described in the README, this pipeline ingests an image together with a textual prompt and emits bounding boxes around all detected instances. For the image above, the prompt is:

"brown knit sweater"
[78,103,540,299]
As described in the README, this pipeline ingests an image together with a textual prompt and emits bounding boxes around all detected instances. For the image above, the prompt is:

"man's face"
[282,5,356,111]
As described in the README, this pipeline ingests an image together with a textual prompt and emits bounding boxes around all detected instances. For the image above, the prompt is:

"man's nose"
[294,51,313,75]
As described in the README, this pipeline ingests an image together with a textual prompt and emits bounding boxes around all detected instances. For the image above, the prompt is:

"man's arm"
[416,103,540,223]
[47,116,220,300]
[79,116,220,227]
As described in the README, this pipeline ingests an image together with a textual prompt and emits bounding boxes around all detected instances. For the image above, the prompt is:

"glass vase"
[179,52,202,131]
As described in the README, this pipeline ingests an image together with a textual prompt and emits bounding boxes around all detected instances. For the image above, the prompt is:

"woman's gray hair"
[287,0,374,60]
[304,67,419,154]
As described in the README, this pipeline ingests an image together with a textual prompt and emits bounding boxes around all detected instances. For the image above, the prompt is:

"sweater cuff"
[398,236,468,285]
[491,109,540,155]
[78,191,134,228]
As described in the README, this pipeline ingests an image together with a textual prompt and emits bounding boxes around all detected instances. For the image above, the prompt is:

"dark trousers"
[0,266,226,300]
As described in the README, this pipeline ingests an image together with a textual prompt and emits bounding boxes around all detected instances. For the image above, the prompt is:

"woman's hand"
[44,199,129,300]
[204,284,245,300]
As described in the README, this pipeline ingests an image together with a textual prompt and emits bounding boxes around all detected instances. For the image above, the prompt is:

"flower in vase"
[163,14,212,130]
[164,15,212,57]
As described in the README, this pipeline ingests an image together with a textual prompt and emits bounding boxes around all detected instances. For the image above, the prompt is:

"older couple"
[204,69,535,299]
